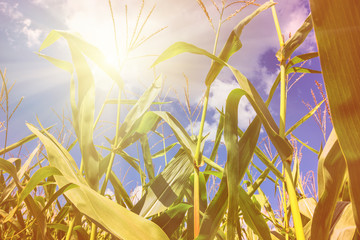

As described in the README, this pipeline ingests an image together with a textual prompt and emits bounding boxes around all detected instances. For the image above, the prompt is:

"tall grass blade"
[310,0,360,232]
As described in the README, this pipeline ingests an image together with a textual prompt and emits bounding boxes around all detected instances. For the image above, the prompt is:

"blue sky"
[0,0,331,205]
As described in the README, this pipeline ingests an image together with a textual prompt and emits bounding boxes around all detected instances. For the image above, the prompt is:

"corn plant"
[1,0,360,239]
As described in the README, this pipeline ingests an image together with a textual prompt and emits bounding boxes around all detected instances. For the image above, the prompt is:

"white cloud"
[187,78,257,142]
[0,1,43,48]
[0,2,22,20]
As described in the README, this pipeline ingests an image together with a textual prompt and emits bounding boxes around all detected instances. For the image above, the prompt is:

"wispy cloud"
[0,1,43,48]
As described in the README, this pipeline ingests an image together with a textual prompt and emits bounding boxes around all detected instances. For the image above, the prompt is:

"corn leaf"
[204,1,275,86]
[197,178,228,240]
[27,123,169,240]
[205,109,225,182]
[0,146,39,202]
[224,88,262,238]
[298,198,316,225]
[41,183,78,213]
[140,135,155,181]
[0,157,48,239]
[39,30,123,88]
[198,109,266,239]
[152,142,178,159]
[132,149,193,218]
[152,203,192,238]
[310,0,360,232]
[116,76,163,148]
[238,186,271,240]
[109,170,133,208]
[329,202,356,239]
[152,41,293,164]
[311,130,346,239]
[17,166,62,205]
[0,127,51,156]
[276,14,313,61]
[285,100,325,136]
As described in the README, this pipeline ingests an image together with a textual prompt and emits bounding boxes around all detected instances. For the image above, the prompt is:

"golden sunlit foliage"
[1,0,359,239]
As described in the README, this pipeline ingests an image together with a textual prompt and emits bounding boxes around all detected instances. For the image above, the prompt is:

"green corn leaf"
[298,198,316,226]
[27,123,169,240]
[17,166,62,205]
[203,170,223,180]
[109,171,133,209]
[290,134,319,155]
[310,0,360,232]
[204,1,275,86]
[205,109,225,182]
[238,187,271,240]
[132,149,193,218]
[329,202,357,239]
[97,146,146,179]
[0,157,48,239]
[276,14,313,61]
[266,52,320,106]
[198,104,265,239]
[0,146,39,202]
[152,111,196,157]
[152,142,178,159]
[197,178,228,240]
[140,135,155,181]
[68,41,99,189]
[0,127,52,156]
[286,100,325,136]
[0,158,21,187]
[116,76,163,148]
[39,30,123,87]
[117,111,161,151]
[117,149,146,178]
[39,37,99,189]
[286,52,318,67]
[311,130,346,239]
[151,1,275,72]
[202,156,224,173]
[224,88,262,239]
[152,203,192,238]
[152,41,293,164]
[41,183,79,213]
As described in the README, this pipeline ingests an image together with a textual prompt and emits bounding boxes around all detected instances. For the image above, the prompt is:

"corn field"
[1,0,360,239]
